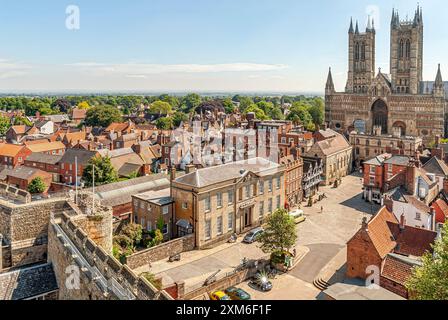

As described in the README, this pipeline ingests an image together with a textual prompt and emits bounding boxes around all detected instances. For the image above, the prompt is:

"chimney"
[170,166,176,182]
[185,164,196,174]
[361,217,368,231]
[399,213,406,231]
[429,207,436,231]
[406,160,417,195]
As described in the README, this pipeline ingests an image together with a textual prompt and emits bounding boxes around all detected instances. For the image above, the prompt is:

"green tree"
[121,223,143,246]
[181,93,202,112]
[287,103,315,131]
[155,117,173,130]
[28,177,47,194]
[82,156,119,187]
[238,96,254,113]
[0,115,11,136]
[258,209,297,255]
[222,98,236,114]
[245,105,268,120]
[172,111,188,128]
[406,223,448,300]
[149,100,173,115]
[14,116,33,127]
[85,105,123,128]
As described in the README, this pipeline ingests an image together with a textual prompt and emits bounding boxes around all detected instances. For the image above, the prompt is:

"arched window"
[406,40,411,58]
[361,43,366,60]
[399,39,404,58]
[355,42,360,61]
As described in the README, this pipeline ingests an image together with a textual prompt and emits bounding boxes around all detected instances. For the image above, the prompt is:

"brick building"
[280,155,303,209]
[0,143,32,168]
[131,188,174,240]
[346,206,437,298]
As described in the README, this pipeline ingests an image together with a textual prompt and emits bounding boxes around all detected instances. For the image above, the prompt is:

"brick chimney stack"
[405,160,417,195]
[361,217,368,231]
[399,213,406,231]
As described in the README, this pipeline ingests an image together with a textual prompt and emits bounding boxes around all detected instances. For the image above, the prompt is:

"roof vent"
[240,169,246,175]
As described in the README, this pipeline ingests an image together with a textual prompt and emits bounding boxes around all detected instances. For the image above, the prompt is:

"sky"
[0,0,447,94]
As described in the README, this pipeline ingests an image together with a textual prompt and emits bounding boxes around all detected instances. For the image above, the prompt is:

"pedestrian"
[293,248,297,257]
[321,206,324,213]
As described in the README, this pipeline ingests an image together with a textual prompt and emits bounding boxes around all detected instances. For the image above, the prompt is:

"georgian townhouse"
[171,157,286,249]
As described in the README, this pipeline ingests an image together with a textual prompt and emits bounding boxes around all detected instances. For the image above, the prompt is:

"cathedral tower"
[390,6,423,94]
[345,17,376,93]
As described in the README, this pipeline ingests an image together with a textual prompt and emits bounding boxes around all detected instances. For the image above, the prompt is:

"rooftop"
[133,188,173,206]
[323,282,405,300]
[174,157,283,188]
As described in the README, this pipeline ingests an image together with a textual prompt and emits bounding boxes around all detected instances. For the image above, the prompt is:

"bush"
[121,223,143,245]
[141,272,162,290]
[28,177,47,194]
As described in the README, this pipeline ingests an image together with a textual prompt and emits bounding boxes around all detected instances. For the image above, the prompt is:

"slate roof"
[25,153,63,165]
[323,282,405,300]
[174,158,283,188]
[383,156,412,166]
[59,148,98,165]
[118,163,142,177]
[94,174,170,207]
[5,166,50,180]
[364,154,392,166]
[0,263,58,300]
[422,157,448,177]
[133,188,173,206]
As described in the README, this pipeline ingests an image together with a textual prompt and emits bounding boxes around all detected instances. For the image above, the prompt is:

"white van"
[289,209,306,224]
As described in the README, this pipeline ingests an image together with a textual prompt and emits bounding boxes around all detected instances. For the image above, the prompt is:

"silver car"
[243,227,264,244]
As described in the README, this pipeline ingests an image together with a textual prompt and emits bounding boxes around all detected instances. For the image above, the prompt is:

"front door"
[244,207,252,228]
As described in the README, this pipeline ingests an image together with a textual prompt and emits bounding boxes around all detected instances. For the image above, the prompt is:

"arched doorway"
[371,99,388,134]
[392,121,406,136]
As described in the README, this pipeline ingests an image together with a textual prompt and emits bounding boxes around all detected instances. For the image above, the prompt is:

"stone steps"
[313,277,331,291]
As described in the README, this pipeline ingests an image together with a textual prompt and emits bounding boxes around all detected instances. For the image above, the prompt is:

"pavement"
[134,173,379,299]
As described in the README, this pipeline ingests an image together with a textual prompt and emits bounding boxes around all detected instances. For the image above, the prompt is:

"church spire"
[349,17,354,33]
[366,16,372,32]
[433,64,445,97]
[435,64,443,85]
[355,20,359,34]
[326,67,335,94]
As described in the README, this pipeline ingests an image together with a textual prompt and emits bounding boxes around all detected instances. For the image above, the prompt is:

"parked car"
[289,209,306,224]
[209,291,231,301]
[224,287,251,300]
[248,278,273,292]
[243,227,264,244]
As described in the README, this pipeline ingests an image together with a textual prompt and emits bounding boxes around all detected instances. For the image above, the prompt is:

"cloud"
[67,62,289,75]
[0,59,32,79]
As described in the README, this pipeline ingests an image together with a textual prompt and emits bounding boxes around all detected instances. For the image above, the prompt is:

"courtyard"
[134,173,379,299]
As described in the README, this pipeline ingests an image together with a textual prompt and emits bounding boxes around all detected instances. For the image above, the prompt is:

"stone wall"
[125,234,195,270]
[0,183,31,204]
[1,245,11,270]
[48,213,173,300]
[181,260,269,300]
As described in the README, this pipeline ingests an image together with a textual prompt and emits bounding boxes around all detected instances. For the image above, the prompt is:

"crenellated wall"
[48,213,173,300]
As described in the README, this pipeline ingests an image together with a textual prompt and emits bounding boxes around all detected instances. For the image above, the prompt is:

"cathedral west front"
[325,5,448,145]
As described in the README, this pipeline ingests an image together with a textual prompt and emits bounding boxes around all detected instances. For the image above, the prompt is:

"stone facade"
[172,159,286,249]
[350,128,422,168]
[326,6,447,145]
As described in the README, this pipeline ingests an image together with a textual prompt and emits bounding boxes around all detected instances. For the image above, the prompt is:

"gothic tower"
[390,6,423,94]
[345,17,376,93]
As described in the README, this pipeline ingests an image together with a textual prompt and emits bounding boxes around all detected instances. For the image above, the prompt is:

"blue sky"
[0,0,447,93]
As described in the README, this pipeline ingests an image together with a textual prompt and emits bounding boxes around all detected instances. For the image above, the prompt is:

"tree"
[52,98,71,113]
[82,156,119,187]
[28,177,47,194]
[0,115,11,136]
[155,117,173,130]
[172,111,188,128]
[78,101,91,110]
[222,98,235,114]
[85,105,123,128]
[258,209,297,255]
[149,100,173,115]
[287,103,315,131]
[245,105,268,120]
[121,223,143,246]
[181,93,202,112]
[14,116,33,127]
[406,223,448,300]
[238,96,254,113]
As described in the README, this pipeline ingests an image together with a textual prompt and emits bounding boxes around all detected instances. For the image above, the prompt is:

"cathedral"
[325,6,448,144]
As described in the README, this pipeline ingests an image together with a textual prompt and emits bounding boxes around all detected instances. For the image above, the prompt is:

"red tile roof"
[381,254,417,286]
[388,222,437,257]
[366,207,399,258]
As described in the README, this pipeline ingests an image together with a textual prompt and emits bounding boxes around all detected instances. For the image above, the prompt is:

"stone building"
[303,129,352,186]
[302,158,323,200]
[325,6,448,145]
[171,158,285,249]
[350,126,423,169]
